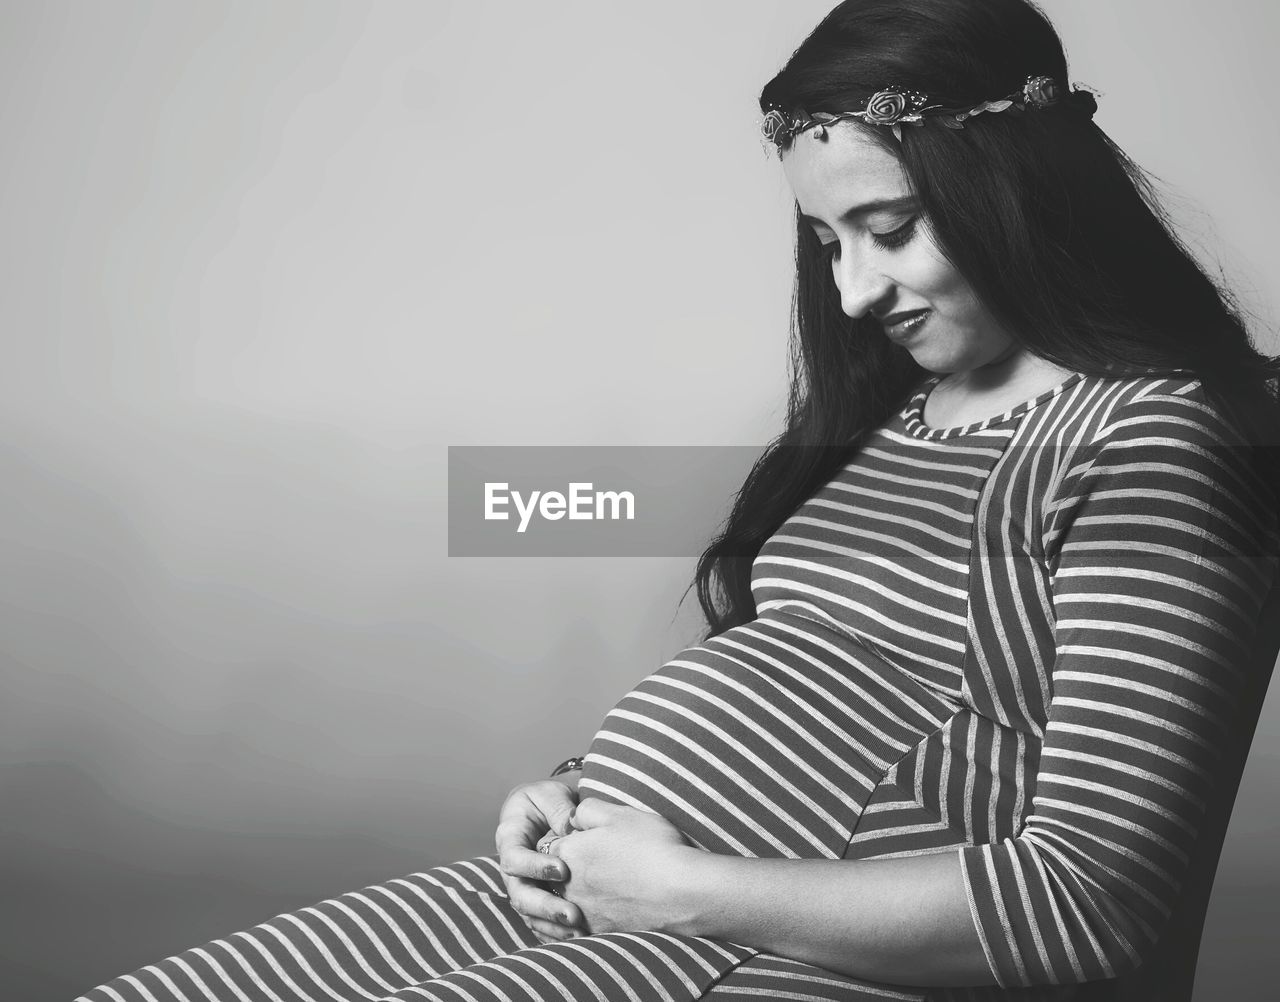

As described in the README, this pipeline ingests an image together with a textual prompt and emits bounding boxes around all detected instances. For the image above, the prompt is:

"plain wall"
[1,1,1276,998]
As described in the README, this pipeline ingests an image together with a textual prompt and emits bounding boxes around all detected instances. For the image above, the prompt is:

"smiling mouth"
[884,309,931,339]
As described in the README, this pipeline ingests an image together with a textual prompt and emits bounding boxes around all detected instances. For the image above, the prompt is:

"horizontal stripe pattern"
[580,610,958,860]
[751,423,1014,697]
[80,373,1277,1002]
[78,855,917,1002]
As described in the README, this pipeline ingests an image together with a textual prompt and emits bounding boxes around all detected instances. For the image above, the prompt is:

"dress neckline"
[902,370,1086,441]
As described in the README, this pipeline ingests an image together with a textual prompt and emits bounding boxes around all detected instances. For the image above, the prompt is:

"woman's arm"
[667,847,991,986]
[561,798,990,983]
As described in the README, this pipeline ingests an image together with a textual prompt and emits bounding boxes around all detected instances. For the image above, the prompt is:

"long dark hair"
[692,0,1280,638]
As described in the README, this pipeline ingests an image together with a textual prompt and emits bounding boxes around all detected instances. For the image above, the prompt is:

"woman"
[80,0,1280,999]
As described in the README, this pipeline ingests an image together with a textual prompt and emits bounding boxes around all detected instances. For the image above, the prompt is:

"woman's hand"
[495,778,586,944]
[548,798,699,935]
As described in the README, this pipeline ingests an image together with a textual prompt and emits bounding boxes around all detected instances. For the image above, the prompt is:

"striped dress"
[80,372,1279,1002]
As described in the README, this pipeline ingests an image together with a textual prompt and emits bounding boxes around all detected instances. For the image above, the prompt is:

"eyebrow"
[799,195,918,230]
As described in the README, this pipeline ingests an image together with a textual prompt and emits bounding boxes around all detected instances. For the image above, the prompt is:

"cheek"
[897,254,964,305]
[907,225,979,309]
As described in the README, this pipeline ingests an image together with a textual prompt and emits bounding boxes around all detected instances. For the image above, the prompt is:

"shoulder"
[1046,370,1274,516]
[1091,372,1245,446]
[1033,370,1249,455]
[1042,372,1279,571]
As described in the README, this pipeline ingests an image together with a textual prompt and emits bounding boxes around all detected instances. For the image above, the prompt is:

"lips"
[881,308,928,327]
[882,309,931,340]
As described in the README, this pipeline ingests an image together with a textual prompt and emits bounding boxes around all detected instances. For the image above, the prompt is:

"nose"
[831,242,893,320]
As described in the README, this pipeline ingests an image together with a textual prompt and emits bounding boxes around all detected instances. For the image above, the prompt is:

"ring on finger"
[536,832,563,854]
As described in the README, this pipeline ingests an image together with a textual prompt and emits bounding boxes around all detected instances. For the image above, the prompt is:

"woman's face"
[781,123,1018,375]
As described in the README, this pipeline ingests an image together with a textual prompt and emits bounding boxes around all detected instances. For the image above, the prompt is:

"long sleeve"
[957,386,1279,987]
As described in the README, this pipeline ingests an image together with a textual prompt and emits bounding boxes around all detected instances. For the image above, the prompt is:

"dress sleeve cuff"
[958,842,1024,989]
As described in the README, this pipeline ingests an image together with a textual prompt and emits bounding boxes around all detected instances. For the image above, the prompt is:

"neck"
[939,344,1031,392]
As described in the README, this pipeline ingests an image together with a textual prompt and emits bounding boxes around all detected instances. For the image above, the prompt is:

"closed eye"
[818,217,918,259]
[871,217,917,251]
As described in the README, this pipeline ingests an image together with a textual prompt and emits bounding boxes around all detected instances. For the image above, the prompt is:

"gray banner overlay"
[448,446,763,557]
[448,444,1280,558]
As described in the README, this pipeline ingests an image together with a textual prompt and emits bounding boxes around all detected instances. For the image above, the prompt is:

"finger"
[494,816,542,855]
[552,900,584,931]
[538,791,579,837]
[500,783,578,839]
[533,830,568,857]
[570,796,630,831]
[542,892,584,930]
[508,878,580,926]
[546,806,576,837]
[526,916,580,941]
[501,845,567,883]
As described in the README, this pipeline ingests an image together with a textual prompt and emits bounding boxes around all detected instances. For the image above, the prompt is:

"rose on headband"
[1023,75,1061,108]
[862,90,910,125]
[760,108,792,145]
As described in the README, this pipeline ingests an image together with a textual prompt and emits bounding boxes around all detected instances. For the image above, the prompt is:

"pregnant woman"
[81,0,1280,999]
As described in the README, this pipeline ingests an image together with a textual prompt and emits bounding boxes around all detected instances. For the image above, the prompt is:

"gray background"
[1,1,1276,998]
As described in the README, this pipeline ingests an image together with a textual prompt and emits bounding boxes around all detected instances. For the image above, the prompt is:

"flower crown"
[760,75,1098,152]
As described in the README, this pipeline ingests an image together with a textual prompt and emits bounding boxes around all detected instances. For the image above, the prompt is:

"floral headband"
[760,75,1099,152]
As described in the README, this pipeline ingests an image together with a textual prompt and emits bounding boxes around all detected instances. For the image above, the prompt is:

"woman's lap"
[76,855,925,1002]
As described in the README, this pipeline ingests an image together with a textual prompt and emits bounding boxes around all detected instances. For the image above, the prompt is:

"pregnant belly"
[578,609,955,859]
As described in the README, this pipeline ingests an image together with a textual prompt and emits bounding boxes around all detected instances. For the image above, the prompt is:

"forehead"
[780,124,911,223]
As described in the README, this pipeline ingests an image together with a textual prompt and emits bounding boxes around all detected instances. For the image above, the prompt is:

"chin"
[905,337,997,375]
[904,347,961,374]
